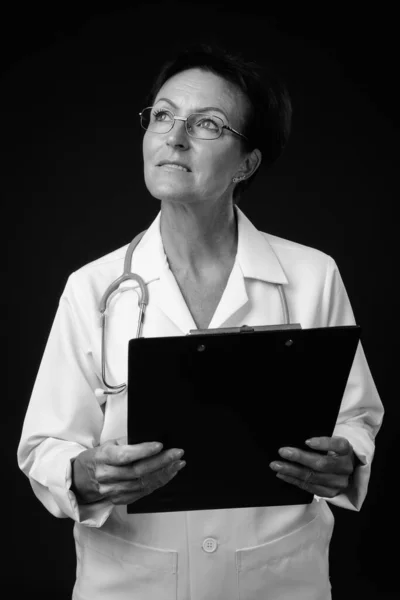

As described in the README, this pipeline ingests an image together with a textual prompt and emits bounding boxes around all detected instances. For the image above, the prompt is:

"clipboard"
[127,324,360,514]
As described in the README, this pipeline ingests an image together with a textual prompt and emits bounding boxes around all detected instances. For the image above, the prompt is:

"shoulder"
[62,243,129,307]
[259,231,352,325]
[262,231,333,264]
[262,231,337,271]
[260,230,341,292]
[74,244,128,276]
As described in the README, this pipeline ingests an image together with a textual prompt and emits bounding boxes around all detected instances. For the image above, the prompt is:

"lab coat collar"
[128,205,288,332]
[235,207,288,285]
[130,206,288,286]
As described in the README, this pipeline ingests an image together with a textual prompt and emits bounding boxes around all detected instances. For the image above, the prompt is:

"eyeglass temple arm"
[223,125,248,141]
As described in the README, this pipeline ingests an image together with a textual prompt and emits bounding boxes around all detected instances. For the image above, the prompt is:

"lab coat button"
[202,537,218,553]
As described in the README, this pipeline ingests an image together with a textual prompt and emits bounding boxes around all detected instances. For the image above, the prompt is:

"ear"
[234,148,262,180]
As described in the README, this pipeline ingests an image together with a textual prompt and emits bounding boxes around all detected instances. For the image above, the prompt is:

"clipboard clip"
[188,323,302,336]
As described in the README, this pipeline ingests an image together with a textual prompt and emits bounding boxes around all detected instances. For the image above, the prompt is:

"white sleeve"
[17,275,114,527]
[317,258,384,511]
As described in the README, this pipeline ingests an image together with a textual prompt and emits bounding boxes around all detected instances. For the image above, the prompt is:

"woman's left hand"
[269,436,357,498]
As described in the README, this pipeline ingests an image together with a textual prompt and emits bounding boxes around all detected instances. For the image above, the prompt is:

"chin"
[146,181,198,204]
[145,166,198,202]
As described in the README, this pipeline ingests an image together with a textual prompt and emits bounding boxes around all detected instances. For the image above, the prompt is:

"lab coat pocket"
[73,525,178,600]
[235,507,333,600]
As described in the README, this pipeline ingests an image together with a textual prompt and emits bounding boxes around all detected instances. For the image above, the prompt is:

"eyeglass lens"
[140,107,224,139]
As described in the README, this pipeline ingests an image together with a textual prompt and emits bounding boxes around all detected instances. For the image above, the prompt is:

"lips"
[158,160,191,172]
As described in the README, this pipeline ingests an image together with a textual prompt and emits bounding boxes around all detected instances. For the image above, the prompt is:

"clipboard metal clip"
[188,323,302,336]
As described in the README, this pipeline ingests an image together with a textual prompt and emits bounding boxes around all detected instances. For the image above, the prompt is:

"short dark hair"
[144,43,292,203]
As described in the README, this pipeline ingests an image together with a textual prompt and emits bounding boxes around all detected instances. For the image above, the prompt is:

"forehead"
[154,68,249,124]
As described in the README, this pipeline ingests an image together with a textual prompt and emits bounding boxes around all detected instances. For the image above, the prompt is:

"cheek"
[142,135,162,187]
[142,132,153,166]
[142,136,158,191]
[198,146,239,184]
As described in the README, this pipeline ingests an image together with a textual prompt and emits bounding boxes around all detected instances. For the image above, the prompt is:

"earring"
[232,176,245,183]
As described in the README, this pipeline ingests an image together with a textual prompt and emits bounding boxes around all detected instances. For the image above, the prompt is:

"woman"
[18,44,383,600]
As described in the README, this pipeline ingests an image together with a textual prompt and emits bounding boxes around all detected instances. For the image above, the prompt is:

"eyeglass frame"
[139,106,249,141]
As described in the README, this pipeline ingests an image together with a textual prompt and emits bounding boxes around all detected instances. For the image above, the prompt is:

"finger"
[101,440,164,466]
[100,460,185,505]
[132,448,185,479]
[278,446,353,474]
[270,461,350,489]
[305,436,352,456]
[275,473,341,499]
[277,447,341,473]
[98,449,184,483]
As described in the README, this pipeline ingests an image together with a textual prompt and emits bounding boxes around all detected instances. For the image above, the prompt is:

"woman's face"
[142,68,252,206]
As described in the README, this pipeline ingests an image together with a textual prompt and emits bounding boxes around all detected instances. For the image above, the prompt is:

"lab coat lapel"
[128,207,289,334]
[129,212,197,333]
[157,267,198,333]
[128,214,164,287]
[208,261,248,329]
[209,207,289,328]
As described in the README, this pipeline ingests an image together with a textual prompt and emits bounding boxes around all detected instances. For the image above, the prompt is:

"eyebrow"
[154,97,229,121]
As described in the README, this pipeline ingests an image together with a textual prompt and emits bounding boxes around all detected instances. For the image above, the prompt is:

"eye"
[195,117,220,131]
[152,109,173,122]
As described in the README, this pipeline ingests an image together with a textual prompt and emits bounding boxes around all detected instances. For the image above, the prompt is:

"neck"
[160,200,238,279]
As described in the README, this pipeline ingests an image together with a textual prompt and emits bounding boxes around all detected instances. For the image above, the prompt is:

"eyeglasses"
[139,106,248,141]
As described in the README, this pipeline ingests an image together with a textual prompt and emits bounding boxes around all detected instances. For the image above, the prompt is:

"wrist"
[70,454,95,505]
[70,457,85,502]
[351,447,361,470]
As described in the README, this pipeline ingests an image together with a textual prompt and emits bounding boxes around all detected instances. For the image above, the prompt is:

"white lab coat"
[18,206,383,600]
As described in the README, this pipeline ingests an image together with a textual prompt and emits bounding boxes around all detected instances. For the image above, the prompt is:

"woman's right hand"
[70,439,186,505]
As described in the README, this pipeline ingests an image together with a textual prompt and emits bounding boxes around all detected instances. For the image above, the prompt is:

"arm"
[17,275,114,527]
[269,258,384,510]
[324,259,384,510]
[327,342,383,510]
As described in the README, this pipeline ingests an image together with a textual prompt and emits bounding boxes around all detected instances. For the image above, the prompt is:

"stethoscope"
[94,231,291,398]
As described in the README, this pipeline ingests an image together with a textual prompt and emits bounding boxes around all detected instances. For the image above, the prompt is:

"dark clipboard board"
[127,324,360,514]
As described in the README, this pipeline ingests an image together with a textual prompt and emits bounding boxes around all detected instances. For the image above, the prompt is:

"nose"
[166,119,190,149]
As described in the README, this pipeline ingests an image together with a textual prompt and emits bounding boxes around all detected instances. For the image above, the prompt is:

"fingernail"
[269,462,282,471]
[279,448,293,458]
[172,460,186,470]
[305,439,319,446]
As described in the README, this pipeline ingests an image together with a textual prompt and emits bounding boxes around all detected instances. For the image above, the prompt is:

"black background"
[4,3,397,598]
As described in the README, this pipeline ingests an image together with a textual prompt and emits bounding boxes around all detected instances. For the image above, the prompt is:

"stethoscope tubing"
[96,231,147,397]
[95,232,290,397]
